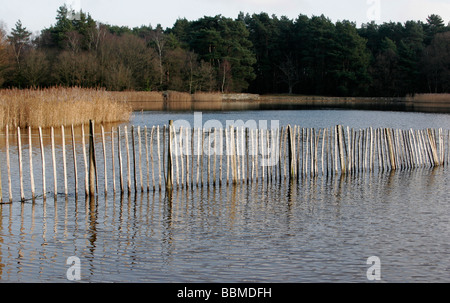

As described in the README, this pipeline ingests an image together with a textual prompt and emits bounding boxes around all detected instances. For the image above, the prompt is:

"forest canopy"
[0,6,449,97]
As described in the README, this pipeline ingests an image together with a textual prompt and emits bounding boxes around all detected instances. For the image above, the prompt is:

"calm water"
[0,109,449,283]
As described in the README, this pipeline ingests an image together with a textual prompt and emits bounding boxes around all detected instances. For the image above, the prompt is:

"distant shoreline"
[112,91,450,114]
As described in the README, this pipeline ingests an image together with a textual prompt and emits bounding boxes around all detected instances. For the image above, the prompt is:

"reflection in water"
[0,167,449,282]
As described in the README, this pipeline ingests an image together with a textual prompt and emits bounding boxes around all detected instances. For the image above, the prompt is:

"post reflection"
[0,165,448,282]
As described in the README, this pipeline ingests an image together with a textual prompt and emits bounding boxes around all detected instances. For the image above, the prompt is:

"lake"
[0,109,449,283]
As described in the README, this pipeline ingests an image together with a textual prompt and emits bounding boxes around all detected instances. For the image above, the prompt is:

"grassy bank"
[0,87,132,129]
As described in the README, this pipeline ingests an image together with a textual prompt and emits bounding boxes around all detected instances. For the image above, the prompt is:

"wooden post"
[137,126,143,192]
[237,128,241,182]
[51,127,57,198]
[243,128,247,183]
[279,127,284,180]
[214,128,218,186]
[185,127,190,189]
[28,126,35,200]
[111,127,116,194]
[144,126,149,192]
[150,126,156,191]
[39,127,46,200]
[71,125,78,197]
[337,125,346,174]
[386,128,395,170]
[197,127,201,187]
[131,126,137,192]
[287,125,293,180]
[225,128,229,185]
[17,127,25,201]
[166,120,174,192]
[191,127,195,188]
[230,126,237,185]
[101,125,108,195]
[81,124,88,197]
[220,128,223,186]
[6,125,12,202]
[118,127,124,194]
[175,126,180,188]
[89,120,97,197]
[246,128,249,184]
[124,126,131,193]
[179,127,184,188]
[157,126,162,191]
[201,128,205,187]
[61,126,68,196]
[163,125,166,188]
[255,128,260,181]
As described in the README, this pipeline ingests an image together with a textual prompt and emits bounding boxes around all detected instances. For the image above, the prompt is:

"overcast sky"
[2,0,450,34]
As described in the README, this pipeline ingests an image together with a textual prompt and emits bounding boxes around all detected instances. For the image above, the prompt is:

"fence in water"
[0,121,449,202]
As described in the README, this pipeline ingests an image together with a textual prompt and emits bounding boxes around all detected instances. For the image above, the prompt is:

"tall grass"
[0,87,132,129]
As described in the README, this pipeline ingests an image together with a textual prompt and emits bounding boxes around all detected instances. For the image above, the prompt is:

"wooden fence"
[0,121,449,202]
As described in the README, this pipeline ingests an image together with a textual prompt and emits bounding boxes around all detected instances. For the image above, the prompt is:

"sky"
[1,0,450,34]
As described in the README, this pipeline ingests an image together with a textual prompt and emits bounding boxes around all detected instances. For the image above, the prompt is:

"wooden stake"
[197,128,201,187]
[51,127,57,198]
[89,120,97,197]
[118,127,124,194]
[166,121,174,192]
[101,125,108,194]
[17,127,25,201]
[81,124,88,196]
[61,125,68,196]
[144,126,149,192]
[71,125,78,197]
[150,126,156,191]
[131,126,137,192]
[157,126,161,191]
[28,126,35,200]
[220,128,223,186]
[39,127,46,199]
[124,126,131,193]
[173,126,180,188]
[111,127,116,194]
[137,126,143,192]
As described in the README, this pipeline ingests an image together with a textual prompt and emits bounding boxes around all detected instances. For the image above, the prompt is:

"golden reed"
[0,87,132,129]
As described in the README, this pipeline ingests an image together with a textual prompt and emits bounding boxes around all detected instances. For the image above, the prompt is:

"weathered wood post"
[89,120,97,197]
[287,125,293,180]
[39,127,46,200]
[71,125,78,198]
[166,120,174,192]
[6,125,12,202]
[61,125,68,196]
[28,126,35,200]
[17,127,25,202]
[51,127,57,199]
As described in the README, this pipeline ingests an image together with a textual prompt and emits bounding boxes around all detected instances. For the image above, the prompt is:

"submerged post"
[89,120,97,197]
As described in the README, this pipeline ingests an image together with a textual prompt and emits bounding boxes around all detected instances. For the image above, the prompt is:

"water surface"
[0,109,449,283]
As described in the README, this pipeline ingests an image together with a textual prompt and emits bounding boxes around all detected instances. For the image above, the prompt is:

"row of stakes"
[0,120,449,203]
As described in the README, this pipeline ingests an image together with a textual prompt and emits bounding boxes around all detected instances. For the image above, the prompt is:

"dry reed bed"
[0,87,132,129]
[408,94,450,103]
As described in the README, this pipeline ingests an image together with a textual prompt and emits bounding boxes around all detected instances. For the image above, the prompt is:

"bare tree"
[21,48,48,87]
[149,26,166,87]
[279,54,300,94]
[8,20,31,71]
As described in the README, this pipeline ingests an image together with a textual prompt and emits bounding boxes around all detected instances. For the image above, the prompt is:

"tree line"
[0,5,449,97]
